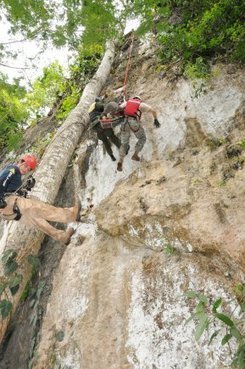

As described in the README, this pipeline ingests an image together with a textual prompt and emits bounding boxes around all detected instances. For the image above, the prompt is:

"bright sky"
[0,13,139,88]
[0,15,71,87]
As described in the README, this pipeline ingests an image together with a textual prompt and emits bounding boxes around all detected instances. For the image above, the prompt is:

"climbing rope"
[122,34,134,99]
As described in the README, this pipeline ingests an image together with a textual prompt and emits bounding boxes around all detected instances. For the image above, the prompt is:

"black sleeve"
[0,167,16,198]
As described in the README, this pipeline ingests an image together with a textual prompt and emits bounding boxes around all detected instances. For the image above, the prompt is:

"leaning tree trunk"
[0,40,115,343]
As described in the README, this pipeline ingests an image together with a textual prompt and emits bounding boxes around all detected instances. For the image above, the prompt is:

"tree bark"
[0,40,115,343]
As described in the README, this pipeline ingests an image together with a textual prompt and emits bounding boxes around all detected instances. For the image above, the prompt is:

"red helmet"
[21,154,37,170]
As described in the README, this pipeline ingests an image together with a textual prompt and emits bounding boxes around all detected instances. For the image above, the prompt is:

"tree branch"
[0,39,27,45]
[0,62,30,70]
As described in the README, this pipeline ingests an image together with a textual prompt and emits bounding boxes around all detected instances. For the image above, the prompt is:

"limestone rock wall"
[33,56,245,369]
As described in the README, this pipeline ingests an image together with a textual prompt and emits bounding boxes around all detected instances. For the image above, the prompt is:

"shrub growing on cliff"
[186,289,245,368]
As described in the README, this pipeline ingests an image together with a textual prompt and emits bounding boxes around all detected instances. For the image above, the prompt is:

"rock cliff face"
[1,39,244,369]
[33,43,244,369]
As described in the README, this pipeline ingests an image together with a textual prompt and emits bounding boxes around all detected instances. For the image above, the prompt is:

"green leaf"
[8,274,23,289]
[9,285,20,296]
[195,314,209,341]
[208,330,220,345]
[4,260,19,276]
[186,290,197,299]
[0,281,8,295]
[239,303,245,315]
[0,300,13,319]
[195,301,206,314]
[215,313,234,327]
[27,255,41,271]
[197,294,208,304]
[2,250,17,264]
[212,298,222,313]
[221,333,232,345]
[232,344,245,368]
[8,274,23,295]
[230,326,242,340]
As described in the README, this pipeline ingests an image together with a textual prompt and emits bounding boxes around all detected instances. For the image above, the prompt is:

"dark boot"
[131,152,140,161]
[110,154,116,161]
[117,162,123,171]
[126,145,130,155]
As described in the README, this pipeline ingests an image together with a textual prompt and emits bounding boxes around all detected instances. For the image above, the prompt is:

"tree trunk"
[0,40,115,343]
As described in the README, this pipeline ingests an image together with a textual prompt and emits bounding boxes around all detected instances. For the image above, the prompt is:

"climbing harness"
[99,116,125,129]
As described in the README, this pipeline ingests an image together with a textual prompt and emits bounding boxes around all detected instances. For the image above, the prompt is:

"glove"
[17,189,28,198]
[25,176,36,191]
[154,118,160,128]
[0,197,7,209]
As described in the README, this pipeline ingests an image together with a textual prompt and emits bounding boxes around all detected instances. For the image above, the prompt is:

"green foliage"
[184,57,210,79]
[24,61,66,122]
[0,300,13,319]
[0,73,27,151]
[164,244,175,255]
[186,289,245,368]
[56,48,102,119]
[56,84,80,120]
[0,250,24,319]
[8,273,23,295]
[237,141,245,150]
[27,255,41,278]
[1,249,19,275]
[80,0,118,48]
[157,0,244,69]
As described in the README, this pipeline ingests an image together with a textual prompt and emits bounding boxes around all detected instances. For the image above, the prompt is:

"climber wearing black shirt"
[89,100,121,161]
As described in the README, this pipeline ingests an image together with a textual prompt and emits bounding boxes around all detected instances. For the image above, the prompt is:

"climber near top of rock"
[0,154,83,245]
[88,98,122,162]
[117,96,161,172]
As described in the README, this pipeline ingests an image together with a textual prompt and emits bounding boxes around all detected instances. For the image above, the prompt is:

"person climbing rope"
[89,99,121,161]
[117,96,160,172]
[0,154,82,245]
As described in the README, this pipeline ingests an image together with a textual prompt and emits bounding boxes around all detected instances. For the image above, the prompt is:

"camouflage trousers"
[119,118,146,160]
[0,195,78,243]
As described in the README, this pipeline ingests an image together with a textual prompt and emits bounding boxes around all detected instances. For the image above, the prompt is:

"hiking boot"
[64,227,75,245]
[131,152,140,161]
[117,162,123,171]
[110,154,116,161]
[73,196,81,221]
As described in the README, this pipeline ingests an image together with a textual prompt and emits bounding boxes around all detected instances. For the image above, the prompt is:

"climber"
[117,96,161,172]
[89,99,121,161]
[0,154,81,245]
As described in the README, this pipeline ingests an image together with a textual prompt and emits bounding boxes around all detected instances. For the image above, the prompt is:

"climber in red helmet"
[0,154,82,245]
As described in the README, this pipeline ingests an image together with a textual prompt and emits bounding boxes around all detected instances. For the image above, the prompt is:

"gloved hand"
[25,176,36,191]
[17,189,28,198]
[154,118,160,128]
[0,197,7,209]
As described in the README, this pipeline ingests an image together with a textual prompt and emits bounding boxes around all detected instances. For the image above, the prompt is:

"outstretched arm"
[140,103,160,128]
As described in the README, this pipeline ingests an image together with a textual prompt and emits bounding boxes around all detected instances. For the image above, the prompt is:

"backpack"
[123,99,141,119]
[89,102,104,122]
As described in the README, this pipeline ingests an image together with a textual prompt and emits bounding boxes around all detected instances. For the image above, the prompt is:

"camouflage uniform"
[119,102,153,161]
